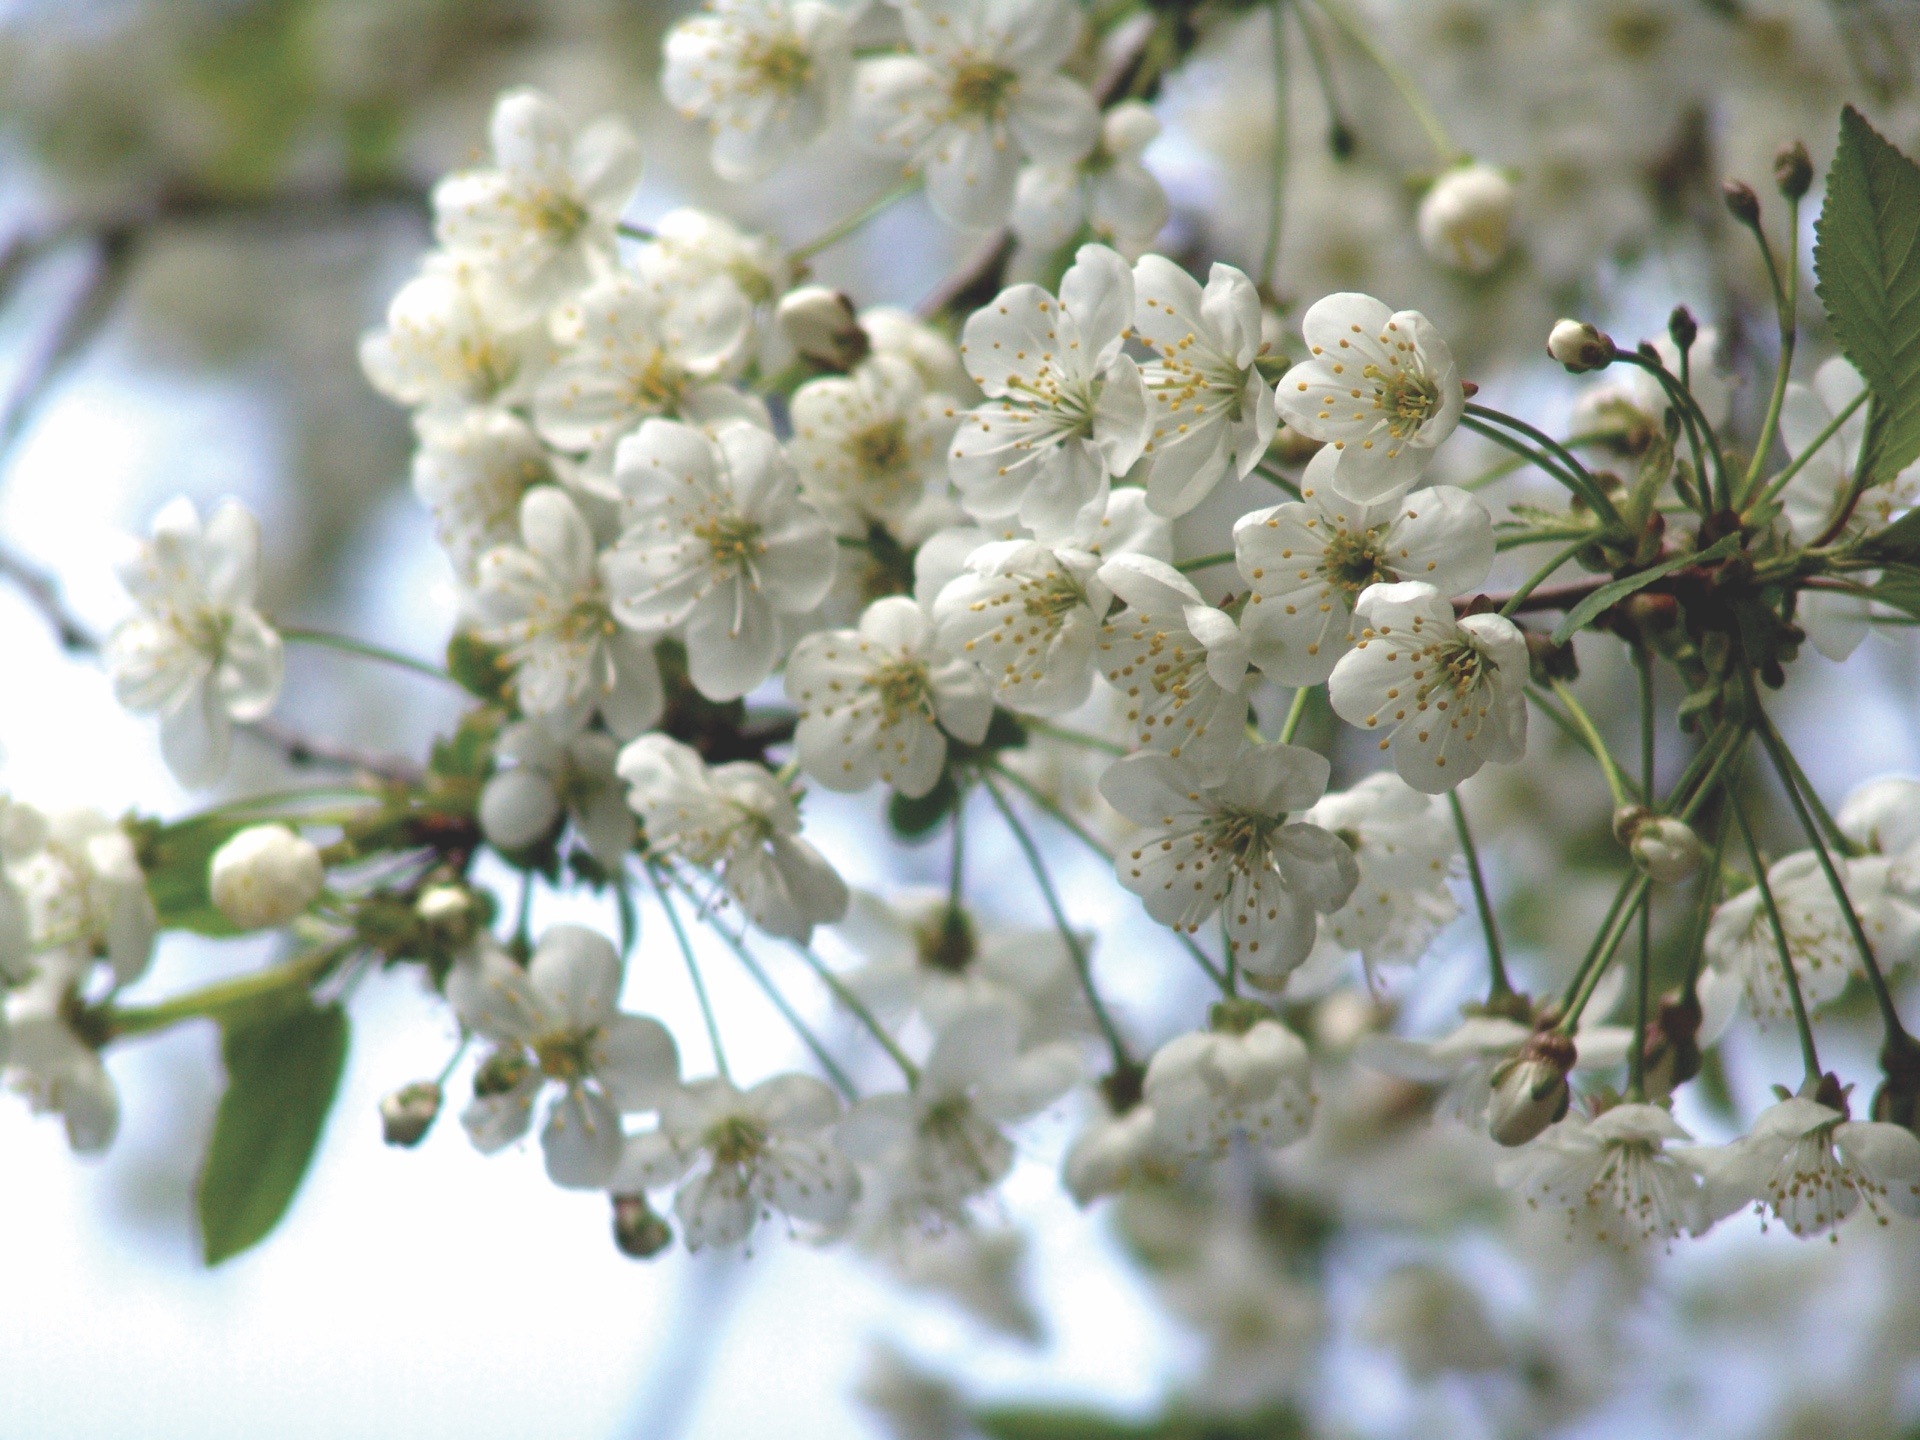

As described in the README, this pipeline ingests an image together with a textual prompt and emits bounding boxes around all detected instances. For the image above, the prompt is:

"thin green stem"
[1740,194,1800,503]
[982,774,1132,1068]
[1750,705,1910,1045]
[1681,804,1733,997]
[648,864,730,1084]
[786,938,920,1083]
[947,800,967,916]
[107,942,349,1037]
[1611,352,1733,512]
[1176,552,1239,576]
[1561,876,1651,1032]
[1309,0,1459,164]
[1025,719,1129,757]
[279,626,456,686]
[615,220,655,242]
[1629,646,1656,1100]
[1449,791,1511,1000]
[1262,0,1290,289]
[1254,463,1304,500]
[1278,685,1313,745]
[1499,538,1591,618]
[1730,797,1822,1084]
[1750,387,1868,513]
[1289,0,1354,157]
[1543,679,1637,806]
[662,868,857,1100]
[1461,411,1620,526]
[1220,908,1239,997]
[789,177,922,263]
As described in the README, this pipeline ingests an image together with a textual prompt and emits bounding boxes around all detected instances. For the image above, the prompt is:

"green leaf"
[198,1002,349,1265]
[139,815,250,937]
[1860,505,1920,564]
[1813,106,1920,486]
[1863,564,1920,620]
[888,771,958,839]
[1549,534,1742,645]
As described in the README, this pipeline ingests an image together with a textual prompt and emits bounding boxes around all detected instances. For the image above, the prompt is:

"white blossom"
[1096,553,1253,783]
[850,0,1099,229]
[785,596,993,798]
[531,268,752,464]
[106,497,283,788]
[662,0,852,182]
[1839,775,1920,863]
[1061,1097,1165,1203]
[13,808,157,986]
[863,304,975,400]
[602,419,836,702]
[1301,772,1459,975]
[208,824,324,931]
[1143,1018,1315,1157]
[1416,162,1516,275]
[838,1003,1080,1224]
[1130,255,1276,518]
[432,88,642,318]
[1495,1103,1706,1246]
[789,356,958,536]
[447,926,679,1188]
[1099,744,1357,982]
[950,244,1148,541]
[1011,101,1168,253]
[617,734,849,941]
[471,487,664,738]
[357,255,548,416]
[1327,580,1528,794]
[4,953,117,1154]
[479,719,635,870]
[933,488,1168,716]
[1273,292,1465,503]
[1235,450,1494,685]
[1690,1095,1920,1238]
[0,797,44,983]
[610,1072,858,1249]
[411,408,557,583]
[1703,851,1920,1024]
[648,208,790,310]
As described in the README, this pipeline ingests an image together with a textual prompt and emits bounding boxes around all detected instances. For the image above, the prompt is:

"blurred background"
[6,1,1920,1437]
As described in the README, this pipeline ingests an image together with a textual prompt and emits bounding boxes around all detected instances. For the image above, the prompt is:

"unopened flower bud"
[612,1193,674,1259]
[1611,804,1652,847]
[416,884,473,932]
[1722,179,1761,227]
[776,285,869,371]
[1416,162,1515,275]
[1547,319,1614,372]
[380,1081,442,1147]
[1630,816,1704,884]
[1774,142,1813,200]
[1667,304,1698,356]
[1871,1036,1920,1135]
[1487,1032,1575,1146]
[1101,99,1160,156]
[472,1045,533,1098]
[209,824,324,930]
[1640,989,1703,1098]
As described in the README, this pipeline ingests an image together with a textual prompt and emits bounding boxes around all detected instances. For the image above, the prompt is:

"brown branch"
[1461,578,1610,617]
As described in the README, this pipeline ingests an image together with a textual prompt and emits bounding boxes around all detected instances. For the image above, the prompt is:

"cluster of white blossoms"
[19,22,1920,1425]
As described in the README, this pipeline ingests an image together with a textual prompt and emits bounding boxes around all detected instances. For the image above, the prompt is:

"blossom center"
[742,34,812,93]
[870,656,934,727]
[914,907,977,974]
[1363,362,1440,439]
[625,350,690,412]
[533,1031,595,1083]
[520,187,589,243]
[705,1113,769,1166]
[948,60,1017,121]
[694,512,766,572]
[851,418,913,481]
[1204,807,1281,875]
[1320,527,1391,598]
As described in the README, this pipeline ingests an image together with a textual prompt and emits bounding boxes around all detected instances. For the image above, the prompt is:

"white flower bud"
[1631,816,1705,884]
[776,285,869,371]
[1548,319,1615,372]
[208,824,324,930]
[1416,162,1515,275]
[1100,100,1160,157]
[1486,1032,1574,1147]
[380,1081,442,1147]
[415,884,472,928]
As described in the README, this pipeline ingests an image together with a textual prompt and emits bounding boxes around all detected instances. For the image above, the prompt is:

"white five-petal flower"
[1274,292,1465,502]
[785,596,993,798]
[411,407,556,583]
[602,419,836,702]
[1099,744,1358,982]
[1235,449,1494,685]
[1692,1094,1920,1238]
[1131,255,1277,518]
[1495,1102,1705,1247]
[1143,1017,1315,1158]
[850,0,1099,228]
[471,487,664,738]
[618,734,849,942]
[1302,772,1460,975]
[1327,580,1528,794]
[357,255,549,417]
[789,355,958,537]
[106,497,283,789]
[447,925,681,1189]
[662,0,853,182]
[1011,100,1169,254]
[479,718,636,870]
[950,244,1149,542]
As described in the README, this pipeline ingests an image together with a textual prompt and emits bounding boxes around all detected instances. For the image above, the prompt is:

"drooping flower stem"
[106,941,351,1038]
[1739,193,1799,502]
[1460,405,1621,525]
[1545,678,1638,807]
[789,177,922,264]
[1278,685,1314,746]
[1749,386,1867,513]
[1751,704,1912,1048]
[662,867,858,1101]
[1609,352,1734,512]
[1498,538,1592,618]
[1560,874,1650,1033]
[1730,798,1823,1086]
[1629,647,1656,1100]
[1261,0,1290,290]
[279,626,458,686]
[982,773,1133,1070]
[1680,804,1733,1000]
[1307,0,1460,166]
[1447,791,1511,1002]
[648,863,732,1084]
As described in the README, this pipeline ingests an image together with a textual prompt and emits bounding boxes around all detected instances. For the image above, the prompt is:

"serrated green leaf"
[1550,534,1742,645]
[1863,564,1920,619]
[198,1002,348,1265]
[1813,106,1920,486]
